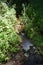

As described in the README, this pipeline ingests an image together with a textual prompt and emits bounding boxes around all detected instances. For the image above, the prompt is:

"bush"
[21,4,43,55]
[0,2,21,62]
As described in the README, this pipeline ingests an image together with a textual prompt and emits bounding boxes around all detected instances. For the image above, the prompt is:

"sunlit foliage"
[0,2,21,62]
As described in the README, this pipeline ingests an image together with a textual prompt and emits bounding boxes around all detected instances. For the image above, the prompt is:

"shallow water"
[20,32,43,65]
[21,32,33,52]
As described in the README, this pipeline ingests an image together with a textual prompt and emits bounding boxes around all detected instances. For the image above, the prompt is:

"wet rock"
[15,50,24,61]
[24,53,29,58]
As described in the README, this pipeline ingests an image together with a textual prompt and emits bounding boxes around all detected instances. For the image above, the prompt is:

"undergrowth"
[21,4,43,55]
[0,2,21,62]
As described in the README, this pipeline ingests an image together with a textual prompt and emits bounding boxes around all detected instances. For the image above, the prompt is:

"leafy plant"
[21,4,43,55]
[0,2,21,62]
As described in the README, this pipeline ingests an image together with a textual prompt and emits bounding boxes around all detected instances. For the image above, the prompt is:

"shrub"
[21,4,43,55]
[0,2,21,62]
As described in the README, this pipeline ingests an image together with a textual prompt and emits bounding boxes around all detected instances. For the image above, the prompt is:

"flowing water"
[20,32,43,65]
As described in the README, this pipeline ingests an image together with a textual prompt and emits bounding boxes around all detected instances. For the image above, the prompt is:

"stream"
[20,32,43,65]
[5,32,43,65]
